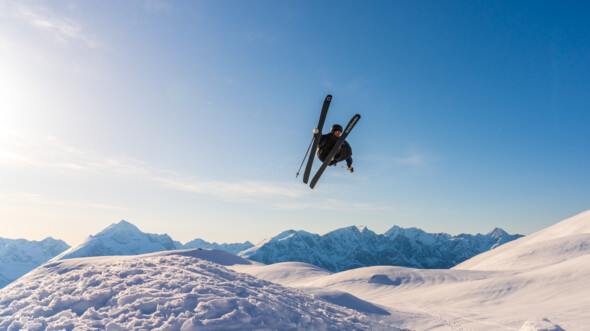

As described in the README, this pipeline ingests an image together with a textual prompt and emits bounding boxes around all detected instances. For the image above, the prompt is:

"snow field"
[0,254,375,330]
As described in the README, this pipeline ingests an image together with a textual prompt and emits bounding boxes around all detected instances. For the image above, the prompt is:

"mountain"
[184,238,254,255]
[239,225,522,272]
[0,249,379,330]
[50,220,182,261]
[50,220,254,262]
[0,237,69,288]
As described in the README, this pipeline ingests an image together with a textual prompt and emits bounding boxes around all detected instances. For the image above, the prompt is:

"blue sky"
[1,0,589,245]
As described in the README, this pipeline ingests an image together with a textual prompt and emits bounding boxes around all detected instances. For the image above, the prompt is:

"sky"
[1,0,589,246]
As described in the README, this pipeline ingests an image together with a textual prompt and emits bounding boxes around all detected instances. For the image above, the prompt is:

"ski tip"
[326,94,332,101]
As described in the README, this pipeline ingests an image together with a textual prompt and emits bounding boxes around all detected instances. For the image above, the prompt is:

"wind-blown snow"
[0,250,385,330]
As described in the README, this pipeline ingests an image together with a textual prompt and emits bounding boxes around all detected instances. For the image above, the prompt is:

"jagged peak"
[325,225,375,237]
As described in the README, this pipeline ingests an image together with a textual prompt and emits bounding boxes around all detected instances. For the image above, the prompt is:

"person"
[313,124,354,173]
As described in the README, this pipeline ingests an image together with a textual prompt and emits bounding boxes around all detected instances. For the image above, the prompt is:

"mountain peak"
[51,220,181,261]
[487,227,508,239]
[98,220,141,235]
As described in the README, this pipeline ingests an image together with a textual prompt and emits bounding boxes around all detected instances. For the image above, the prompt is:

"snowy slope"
[231,211,590,330]
[0,249,393,330]
[50,220,182,261]
[240,225,522,271]
[0,237,69,288]
[455,210,590,271]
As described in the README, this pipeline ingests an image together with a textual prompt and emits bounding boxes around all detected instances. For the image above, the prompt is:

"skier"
[313,124,354,173]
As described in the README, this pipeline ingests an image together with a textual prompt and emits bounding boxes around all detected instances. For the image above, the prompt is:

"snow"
[0,237,69,288]
[519,318,565,331]
[1,210,588,329]
[231,210,590,330]
[455,209,590,271]
[0,250,383,330]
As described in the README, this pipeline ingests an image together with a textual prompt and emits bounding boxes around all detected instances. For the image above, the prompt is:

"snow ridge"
[240,225,522,272]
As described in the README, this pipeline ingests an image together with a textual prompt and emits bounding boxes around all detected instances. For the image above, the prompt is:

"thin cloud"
[394,153,428,167]
[0,131,304,201]
[0,193,131,211]
[9,2,98,49]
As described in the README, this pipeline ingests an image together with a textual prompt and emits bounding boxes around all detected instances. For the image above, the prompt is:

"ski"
[303,95,332,183]
[310,114,361,189]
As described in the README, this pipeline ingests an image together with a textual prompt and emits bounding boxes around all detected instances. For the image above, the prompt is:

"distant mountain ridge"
[239,225,522,272]
[50,220,253,262]
[0,237,69,288]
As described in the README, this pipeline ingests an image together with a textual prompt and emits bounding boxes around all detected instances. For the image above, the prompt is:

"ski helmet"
[330,124,343,133]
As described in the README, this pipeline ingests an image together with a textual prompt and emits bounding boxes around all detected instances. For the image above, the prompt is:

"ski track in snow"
[0,254,384,330]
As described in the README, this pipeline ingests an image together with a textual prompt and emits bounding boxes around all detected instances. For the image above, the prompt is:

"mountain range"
[1,220,520,288]
[0,237,69,288]
[239,225,522,272]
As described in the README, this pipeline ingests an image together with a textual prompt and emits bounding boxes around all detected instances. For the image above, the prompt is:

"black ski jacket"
[317,133,353,166]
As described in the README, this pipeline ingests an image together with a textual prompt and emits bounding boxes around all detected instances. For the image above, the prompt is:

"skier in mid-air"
[313,124,354,173]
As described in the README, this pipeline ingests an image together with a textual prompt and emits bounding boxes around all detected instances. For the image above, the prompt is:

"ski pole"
[296,136,314,177]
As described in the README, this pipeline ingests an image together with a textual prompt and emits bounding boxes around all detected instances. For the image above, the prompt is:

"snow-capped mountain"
[184,238,254,255]
[0,237,69,289]
[240,225,522,272]
[50,220,255,262]
[50,220,182,261]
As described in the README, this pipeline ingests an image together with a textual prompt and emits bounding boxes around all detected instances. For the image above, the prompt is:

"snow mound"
[231,261,332,287]
[0,249,373,330]
[456,210,590,271]
[519,318,565,331]
[307,289,390,316]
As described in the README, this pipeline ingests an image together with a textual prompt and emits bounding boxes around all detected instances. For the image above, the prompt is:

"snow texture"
[0,250,383,330]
